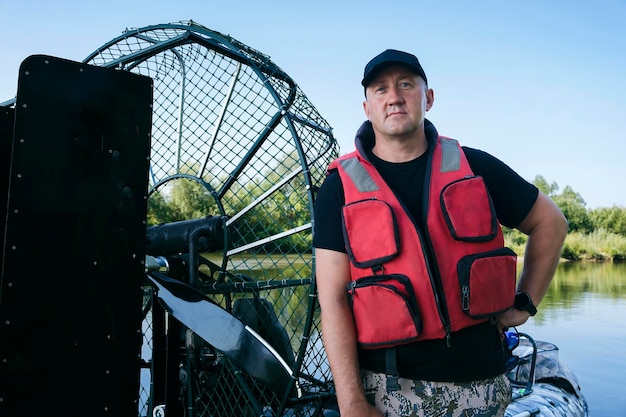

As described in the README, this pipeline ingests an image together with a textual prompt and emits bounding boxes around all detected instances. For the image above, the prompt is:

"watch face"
[515,292,529,308]
[515,292,536,315]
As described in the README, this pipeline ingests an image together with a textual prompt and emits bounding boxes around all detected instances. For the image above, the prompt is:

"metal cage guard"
[81,20,339,417]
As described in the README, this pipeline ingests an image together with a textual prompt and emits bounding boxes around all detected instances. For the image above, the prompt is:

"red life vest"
[330,136,517,349]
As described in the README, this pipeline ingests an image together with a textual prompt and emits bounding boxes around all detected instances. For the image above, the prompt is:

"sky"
[1,0,625,209]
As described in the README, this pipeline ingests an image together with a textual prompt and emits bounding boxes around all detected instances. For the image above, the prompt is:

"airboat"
[0,21,589,417]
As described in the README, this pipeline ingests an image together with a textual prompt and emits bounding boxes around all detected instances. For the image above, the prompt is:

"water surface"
[518,262,626,417]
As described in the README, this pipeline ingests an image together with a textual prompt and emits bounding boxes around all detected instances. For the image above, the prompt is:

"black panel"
[0,55,153,417]
[0,106,14,265]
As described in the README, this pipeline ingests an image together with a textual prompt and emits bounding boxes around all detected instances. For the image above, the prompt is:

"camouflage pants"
[360,370,511,417]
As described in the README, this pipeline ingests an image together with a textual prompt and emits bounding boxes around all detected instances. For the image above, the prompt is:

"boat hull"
[504,335,590,417]
[505,382,590,417]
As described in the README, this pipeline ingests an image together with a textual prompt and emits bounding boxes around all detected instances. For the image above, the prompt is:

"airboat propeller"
[81,20,340,416]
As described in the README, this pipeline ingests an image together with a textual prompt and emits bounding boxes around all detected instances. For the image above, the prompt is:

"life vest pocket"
[457,247,517,319]
[441,176,498,242]
[346,274,422,349]
[342,198,400,268]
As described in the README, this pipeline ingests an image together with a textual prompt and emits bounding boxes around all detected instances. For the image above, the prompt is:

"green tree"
[147,190,173,225]
[533,175,559,196]
[532,176,590,233]
[590,206,626,236]
[552,185,593,233]
[169,178,218,220]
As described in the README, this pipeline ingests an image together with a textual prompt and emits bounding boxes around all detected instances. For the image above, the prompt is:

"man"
[313,49,568,417]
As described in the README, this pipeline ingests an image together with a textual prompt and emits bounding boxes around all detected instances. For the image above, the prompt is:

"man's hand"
[340,400,385,417]
[496,307,531,332]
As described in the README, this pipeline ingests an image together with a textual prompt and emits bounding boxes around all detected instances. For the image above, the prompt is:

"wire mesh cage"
[82,20,339,416]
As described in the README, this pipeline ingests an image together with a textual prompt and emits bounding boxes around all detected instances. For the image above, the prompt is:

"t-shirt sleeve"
[312,170,347,252]
[463,146,539,229]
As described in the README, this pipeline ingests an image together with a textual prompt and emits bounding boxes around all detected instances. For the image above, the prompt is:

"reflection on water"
[519,262,626,417]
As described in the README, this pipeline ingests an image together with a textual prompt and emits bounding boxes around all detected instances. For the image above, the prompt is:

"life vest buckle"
[385,346,401,392]
[385,374,401,392]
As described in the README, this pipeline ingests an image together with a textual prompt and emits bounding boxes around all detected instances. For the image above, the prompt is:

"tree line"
[504,175,626,261]
[147,170,626,262]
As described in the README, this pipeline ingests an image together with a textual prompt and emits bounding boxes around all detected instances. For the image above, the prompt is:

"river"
[516,261,626,417]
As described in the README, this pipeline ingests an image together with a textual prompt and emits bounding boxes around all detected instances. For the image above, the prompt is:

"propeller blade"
[147,272,297,397]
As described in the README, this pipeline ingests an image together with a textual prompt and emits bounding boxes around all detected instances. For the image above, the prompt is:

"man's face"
[363,65,433,140]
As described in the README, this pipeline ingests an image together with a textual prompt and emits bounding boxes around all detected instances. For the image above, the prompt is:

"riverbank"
[505,228,626,262]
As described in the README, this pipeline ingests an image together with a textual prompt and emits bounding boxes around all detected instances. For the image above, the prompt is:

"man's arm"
[315,248,383,417]
[498,191,569,328]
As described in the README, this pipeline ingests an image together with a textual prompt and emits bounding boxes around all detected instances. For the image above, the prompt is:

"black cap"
[361,49,427,87]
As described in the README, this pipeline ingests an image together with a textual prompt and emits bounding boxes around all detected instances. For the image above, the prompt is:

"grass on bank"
[504,228,626,262]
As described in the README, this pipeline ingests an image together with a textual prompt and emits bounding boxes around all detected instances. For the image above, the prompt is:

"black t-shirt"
[312,120,539,381]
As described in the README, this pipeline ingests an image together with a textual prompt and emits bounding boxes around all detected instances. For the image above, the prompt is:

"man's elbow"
[552,204,569,241]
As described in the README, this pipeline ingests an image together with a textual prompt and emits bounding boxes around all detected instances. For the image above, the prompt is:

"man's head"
[361,49,434,149]
[361,49,427,88]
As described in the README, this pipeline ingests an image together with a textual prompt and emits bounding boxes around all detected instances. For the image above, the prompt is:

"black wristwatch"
[514,292,537,316]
